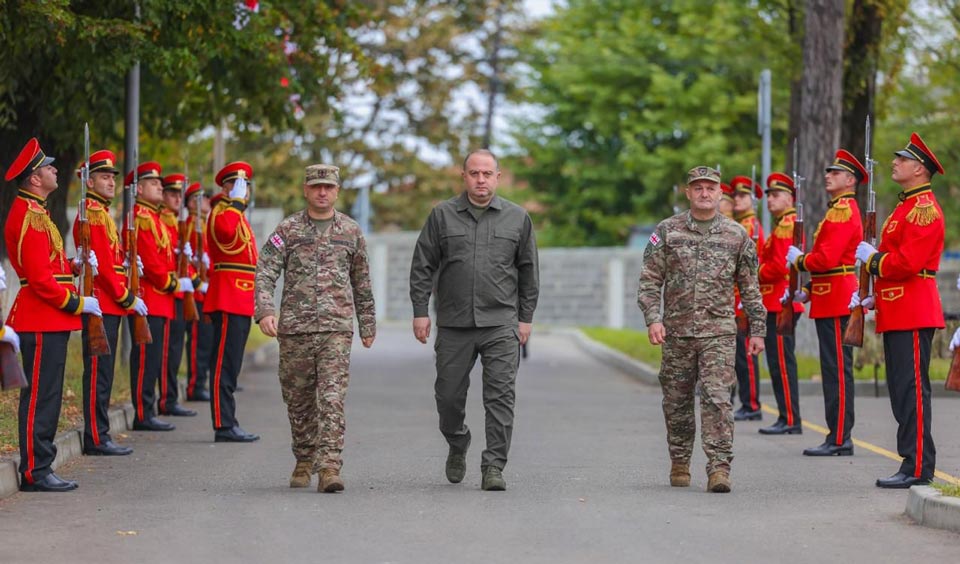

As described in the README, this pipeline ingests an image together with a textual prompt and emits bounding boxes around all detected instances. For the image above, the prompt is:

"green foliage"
[512,0,801,246]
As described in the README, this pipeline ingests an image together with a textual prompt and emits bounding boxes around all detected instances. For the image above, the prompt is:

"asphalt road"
[1,325,958,563]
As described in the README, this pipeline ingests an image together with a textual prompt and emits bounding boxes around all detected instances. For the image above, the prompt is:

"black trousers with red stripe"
[128,314,168,423]
[209,311,251,430]
[815,316,854,445]
[883,329,936,480]
[17,331,70,483]
[735,330,761,412]
[82,314,122,448]
[763,312,801,426]
[186,299,214,397]
[159,299,186,413]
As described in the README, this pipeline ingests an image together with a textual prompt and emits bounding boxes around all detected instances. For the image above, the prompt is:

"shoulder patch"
[269,232,284,250]
[649,231,662,248]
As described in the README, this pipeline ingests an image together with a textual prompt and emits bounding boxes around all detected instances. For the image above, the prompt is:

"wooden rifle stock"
[178,219,199,322]
[126,224,153,345]
[79,219,112,357]
[946,345,960,392]
[776,218,803,335]
[843,210,876,347]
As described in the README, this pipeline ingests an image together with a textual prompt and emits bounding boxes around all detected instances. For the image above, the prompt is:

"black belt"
[19,274,74,287]
[213,263,256,274]
[810,265,856,278]
[919,269,937,279]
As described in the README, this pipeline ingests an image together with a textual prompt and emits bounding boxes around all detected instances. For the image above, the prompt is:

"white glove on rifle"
[785,245,803,268]
[0,269,6,292]
[122,255,144,276]
[855,241,877,265]
[73,248,99,277]
[0,325,20,353]
[794,289,809,304]
[849,291,875,311]
[949,327,960,352]
[202,252,210,269]
[183,242,194,261]
[176,277,195,293]
[81,296,103,317]
[131,297,148,317]
[229,177,248,200]
[199,282,209,294]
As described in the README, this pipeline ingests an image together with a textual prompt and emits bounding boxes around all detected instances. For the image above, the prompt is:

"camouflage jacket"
[637,211,766,338]
[254,210,376,338]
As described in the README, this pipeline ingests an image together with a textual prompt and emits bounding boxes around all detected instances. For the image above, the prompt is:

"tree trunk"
[841,0,883,214]
[797,0,846,245]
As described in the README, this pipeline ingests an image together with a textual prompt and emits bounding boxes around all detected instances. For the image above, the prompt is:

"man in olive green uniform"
[255,164,376,493]
[637,165,766,493]
[409,149,539,492]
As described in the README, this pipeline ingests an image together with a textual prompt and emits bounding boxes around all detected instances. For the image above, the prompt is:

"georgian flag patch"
[649,232,662,247]
[269,233,284,250]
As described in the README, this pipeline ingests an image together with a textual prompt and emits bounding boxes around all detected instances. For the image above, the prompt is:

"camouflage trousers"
[278,331,353,472]
[658,334,736,475]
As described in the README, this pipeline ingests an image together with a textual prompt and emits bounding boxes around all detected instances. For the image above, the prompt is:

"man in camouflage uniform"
[255,164,376,493]
[637,165,766,493]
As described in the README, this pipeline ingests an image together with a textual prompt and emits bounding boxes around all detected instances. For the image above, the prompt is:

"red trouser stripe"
[745,336,758,411]
[213,314,228,428]
[777,335,794,426]
[913,330,924,478]
[90,355,101,446]
[136,343,146,420]
[159,319,170,412]
[834,318,845,445]
[188,321,198,396]
[24,334,43,484]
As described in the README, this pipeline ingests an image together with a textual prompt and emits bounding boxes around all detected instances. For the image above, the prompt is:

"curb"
[0,340,278,502]
[906,486,960,533]
[566,329,960,398]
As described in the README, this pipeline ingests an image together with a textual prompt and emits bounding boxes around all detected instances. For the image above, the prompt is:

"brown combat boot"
[707,471,731,493]
[290,461,312,488]
[319,469,345,493]
[670,461,690,487]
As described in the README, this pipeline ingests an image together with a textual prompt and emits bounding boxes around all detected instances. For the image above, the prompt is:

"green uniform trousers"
[434,325,520,470]
[659,334,736,475]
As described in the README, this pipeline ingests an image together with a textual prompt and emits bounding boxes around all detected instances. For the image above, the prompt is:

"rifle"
[78,123,111,357]
[843,115,877,347]
[125,150,152,345]
[177,161,199,322]
[0,283,27,390]
[194,183,207,285]
[777,139,804,336]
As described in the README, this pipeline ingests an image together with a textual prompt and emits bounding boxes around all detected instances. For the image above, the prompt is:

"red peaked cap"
[720,183,734,200]
[825,149,868,184]
[765,172,795,196]
[730,175,762,198]
[5,138,55,183]
[185,182,203,200]
[894,132,944,176]
[124,161,163,186]
[162,173,186,191]
[215,161,254,187]
[75,149,119,178]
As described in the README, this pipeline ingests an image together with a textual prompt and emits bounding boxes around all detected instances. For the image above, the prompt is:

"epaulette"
[905,194,940,227]
[825,198,853,223]
[86,200,106,212]
[159,213,178,228]
[88,206,119,244]
[20,201,63,263]
[774,216,794,239]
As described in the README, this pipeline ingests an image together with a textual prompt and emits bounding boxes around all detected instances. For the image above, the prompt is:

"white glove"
[73,249,99,276]
[0,325,20,353]
[229,177,248,200]
[176,277,195,293]
[199,282,209,294]
[795,289,809,303]
[855,241,877,265]
[849,291,875,311]
[736,301,742,311]
[131,297,148,317]
[122,255,145,276]
[81,296,103,317]
[0,269,6,292]
[785,245,803,267]
[202,252,210,269]
[780,287,790,305]
[950,327,960,352]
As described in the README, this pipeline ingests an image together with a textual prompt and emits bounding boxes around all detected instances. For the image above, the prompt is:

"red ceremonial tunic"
[135,200,178,319]
[4,191,82,332]
[72,193,135,316]
[866,184,945,333]
[796,193,862,319]
[758,208,805,315]
[205,196,257,316]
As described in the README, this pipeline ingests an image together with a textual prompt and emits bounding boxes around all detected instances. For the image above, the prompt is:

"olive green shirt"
[409,192,540,327]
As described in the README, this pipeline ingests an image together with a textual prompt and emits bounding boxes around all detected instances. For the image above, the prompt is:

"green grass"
[1,325,272,458]
[932,483,960,497]
[580,326,955,382]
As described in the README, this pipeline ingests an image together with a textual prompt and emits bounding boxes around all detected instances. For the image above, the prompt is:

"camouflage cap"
[305,164,340,186]
[687,165,721,185]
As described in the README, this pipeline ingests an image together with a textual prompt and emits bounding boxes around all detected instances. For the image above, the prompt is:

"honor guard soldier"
[184,182,213,401]
[128,162,195,432]
[851,133,945,488]
[73,150,147,456]
[719,182,734,218]
[157,174,198,417]
[5,138,103,491]
[206,161,259,442]
[787,150,865,456]
[730,175,765,421]
[757,172,804,435]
